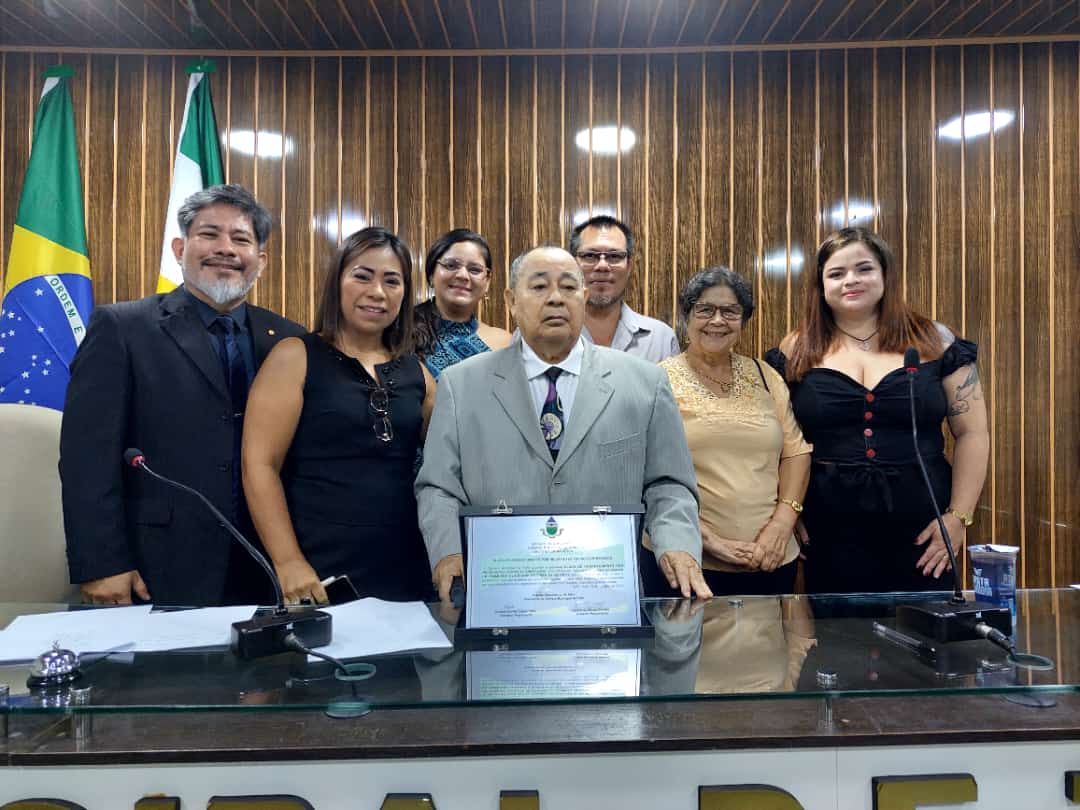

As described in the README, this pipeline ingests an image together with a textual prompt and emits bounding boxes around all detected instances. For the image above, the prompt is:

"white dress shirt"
[520,336,585,425]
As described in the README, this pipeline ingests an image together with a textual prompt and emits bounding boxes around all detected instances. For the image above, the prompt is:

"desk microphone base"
[230,609,333,659]
[896,600,1011,643]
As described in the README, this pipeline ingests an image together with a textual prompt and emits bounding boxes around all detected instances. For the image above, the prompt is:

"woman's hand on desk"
[275,558,329,605]
[700,524,764,570]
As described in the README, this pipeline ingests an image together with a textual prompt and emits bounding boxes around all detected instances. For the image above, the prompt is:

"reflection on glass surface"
[226,129,295,158]
[574,125,637,155]
[0,591,1075,715]
[696,597,815,694]
[938,110,1015,141]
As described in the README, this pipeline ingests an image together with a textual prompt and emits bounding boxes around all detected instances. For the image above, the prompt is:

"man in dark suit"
[60,184,305,606]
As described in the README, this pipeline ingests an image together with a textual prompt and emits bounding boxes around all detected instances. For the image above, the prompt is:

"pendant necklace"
[690,359,734,393]
[836,326,879,352]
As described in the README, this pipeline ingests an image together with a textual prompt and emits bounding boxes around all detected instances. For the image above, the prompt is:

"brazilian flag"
[0,65,93,411]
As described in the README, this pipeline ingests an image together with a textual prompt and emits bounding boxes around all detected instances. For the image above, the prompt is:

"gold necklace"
[689,357,734,393]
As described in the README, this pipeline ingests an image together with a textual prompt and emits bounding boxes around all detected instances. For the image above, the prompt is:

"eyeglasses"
[369,386,393,443]
[437,258,490,278]
[692,303,744,322]
[576,250,629,267]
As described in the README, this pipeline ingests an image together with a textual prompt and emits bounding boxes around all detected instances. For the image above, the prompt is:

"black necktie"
[209,316,248,512]
[540,367,565,461]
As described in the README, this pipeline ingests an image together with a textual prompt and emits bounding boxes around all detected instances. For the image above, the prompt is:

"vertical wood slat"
[0,45,1076,589]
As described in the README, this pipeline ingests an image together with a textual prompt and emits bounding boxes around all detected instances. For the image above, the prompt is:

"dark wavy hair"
[315,227,415,357]
[413,228,493,356]
[786,227,944,381]
[676,267,754,344]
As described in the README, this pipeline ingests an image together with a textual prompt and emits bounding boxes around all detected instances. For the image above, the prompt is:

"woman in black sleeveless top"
[242,227,436,604]
[766,228,989,594]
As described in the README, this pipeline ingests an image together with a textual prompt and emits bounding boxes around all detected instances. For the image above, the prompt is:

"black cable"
[283,633,376,682]
[974,622,1055,670]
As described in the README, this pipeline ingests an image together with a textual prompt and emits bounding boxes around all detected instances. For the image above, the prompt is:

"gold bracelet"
[777,497,804,514]
[946,507,974,527]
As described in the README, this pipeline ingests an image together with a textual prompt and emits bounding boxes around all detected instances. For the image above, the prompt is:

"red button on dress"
[866,448,877,459]
[864,411,873,421]
[865,393,875,403]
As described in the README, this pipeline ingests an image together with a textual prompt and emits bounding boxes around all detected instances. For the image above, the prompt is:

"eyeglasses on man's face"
[437,257,490,278]
[692,303,744,322]
[575,250,629,268]
[369,386,393,443]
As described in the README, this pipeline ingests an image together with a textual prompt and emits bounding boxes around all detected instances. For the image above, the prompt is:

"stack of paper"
[312,599,452,661]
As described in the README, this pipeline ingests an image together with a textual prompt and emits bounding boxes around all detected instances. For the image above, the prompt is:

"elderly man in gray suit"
[416,245,712,602]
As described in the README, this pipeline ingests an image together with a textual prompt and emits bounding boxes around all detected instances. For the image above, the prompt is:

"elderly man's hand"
[433,553,464,603]
[658,551,713,599]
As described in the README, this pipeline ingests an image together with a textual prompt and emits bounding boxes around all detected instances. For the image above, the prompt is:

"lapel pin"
[267,329,276,336]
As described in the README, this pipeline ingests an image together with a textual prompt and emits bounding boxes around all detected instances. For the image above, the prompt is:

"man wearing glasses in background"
[569,215,679,363]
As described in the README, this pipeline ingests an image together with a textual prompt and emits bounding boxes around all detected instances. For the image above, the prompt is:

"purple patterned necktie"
[540,366,564,461]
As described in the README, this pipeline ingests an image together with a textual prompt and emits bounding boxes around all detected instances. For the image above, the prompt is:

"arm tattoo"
[947,365,981,417]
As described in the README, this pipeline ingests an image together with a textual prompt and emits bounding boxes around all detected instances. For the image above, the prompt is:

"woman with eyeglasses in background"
[243,227,436,605]
[653,268,812,596]
[413,228,512,378]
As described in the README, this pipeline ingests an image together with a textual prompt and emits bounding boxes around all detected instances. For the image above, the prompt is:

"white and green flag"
[157,59,224,292]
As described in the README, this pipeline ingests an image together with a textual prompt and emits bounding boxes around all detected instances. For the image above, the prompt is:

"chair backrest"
[0,403,79,603]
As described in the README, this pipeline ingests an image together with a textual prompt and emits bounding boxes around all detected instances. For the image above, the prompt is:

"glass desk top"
[0,590,1075,716]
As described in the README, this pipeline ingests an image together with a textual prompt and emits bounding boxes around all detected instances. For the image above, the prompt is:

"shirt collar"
[182,285,248,332]
[521,335,585,380]
[616,302,650,335]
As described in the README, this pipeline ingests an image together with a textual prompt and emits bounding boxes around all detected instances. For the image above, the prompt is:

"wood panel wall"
[1,44,1077,589]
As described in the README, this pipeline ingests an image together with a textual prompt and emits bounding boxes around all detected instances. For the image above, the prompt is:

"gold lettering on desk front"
[380,795,436,809]
[0,802,87,810]
[207,798,314,809]
[134,800,180,810]
[1067,771,1080,801]
[699,785,806,809]
[872,774,977,810]
[500,790,540,809]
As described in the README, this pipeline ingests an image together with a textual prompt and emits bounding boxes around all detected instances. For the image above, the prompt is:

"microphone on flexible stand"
[891,353,1012,644]
[123,448,332,658]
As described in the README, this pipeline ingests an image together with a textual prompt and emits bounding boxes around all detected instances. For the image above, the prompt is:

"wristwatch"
[778,498,804,514]
[946,507,974,527]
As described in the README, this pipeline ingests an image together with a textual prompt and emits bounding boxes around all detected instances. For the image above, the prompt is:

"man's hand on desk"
[433,553,464,603]
[81,569,150,605]
[658,551,713,600]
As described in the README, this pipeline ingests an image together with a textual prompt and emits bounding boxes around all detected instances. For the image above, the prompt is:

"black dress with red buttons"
[764,339,977,594]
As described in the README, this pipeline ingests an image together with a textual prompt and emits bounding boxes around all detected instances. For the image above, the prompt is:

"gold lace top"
[660,352,812,573]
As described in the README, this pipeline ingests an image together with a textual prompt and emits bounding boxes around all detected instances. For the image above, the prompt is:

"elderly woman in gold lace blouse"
[659,268,812,596]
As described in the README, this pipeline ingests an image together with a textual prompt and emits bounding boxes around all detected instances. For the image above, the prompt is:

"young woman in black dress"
[766,227,989,594]
[242,227,437,604]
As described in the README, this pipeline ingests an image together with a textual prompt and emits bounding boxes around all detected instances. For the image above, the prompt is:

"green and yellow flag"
[0,64,93,410]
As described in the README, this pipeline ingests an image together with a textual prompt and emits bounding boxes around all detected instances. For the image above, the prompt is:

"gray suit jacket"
[415,337,701,569]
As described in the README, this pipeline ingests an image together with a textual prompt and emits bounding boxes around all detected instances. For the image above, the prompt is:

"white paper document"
[132,606,258,652]
[310,598,452,661]
[0,605,152,662]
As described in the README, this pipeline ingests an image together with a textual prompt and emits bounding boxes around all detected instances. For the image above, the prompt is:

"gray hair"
[568,214,634,258]
[177,184,273,246]
[508,245,582,289]
[676,267,755,341]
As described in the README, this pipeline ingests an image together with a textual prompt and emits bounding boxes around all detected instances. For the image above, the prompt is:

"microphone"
[124,448,332,658]
[892,354,1011,644]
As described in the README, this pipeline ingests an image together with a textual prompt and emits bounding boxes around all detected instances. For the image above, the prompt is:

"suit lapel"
[554,343,613,473]
[158,287,229,400]
[247,305,283,366]
[491,340,555,469]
